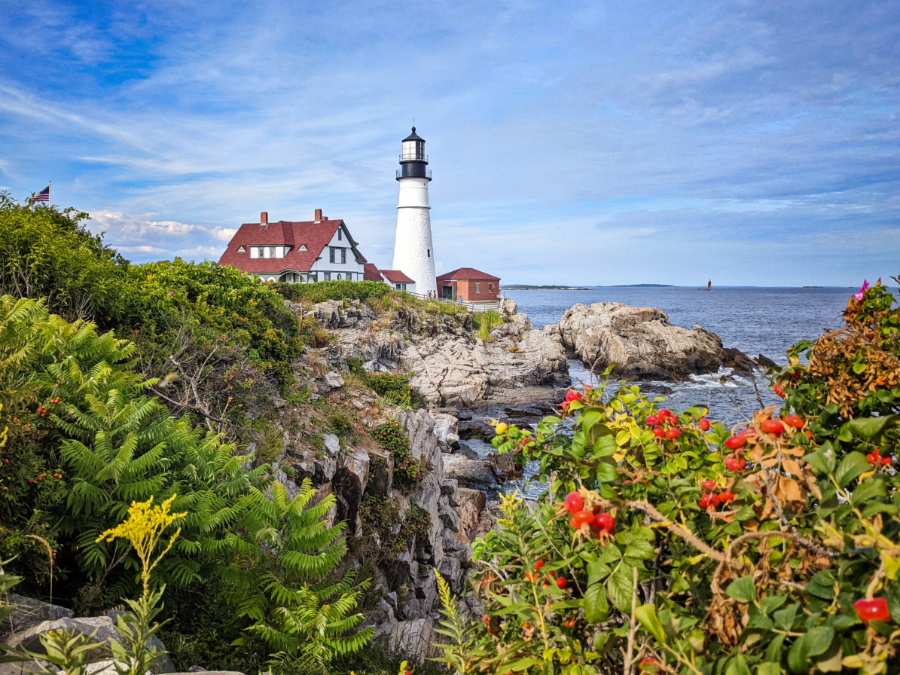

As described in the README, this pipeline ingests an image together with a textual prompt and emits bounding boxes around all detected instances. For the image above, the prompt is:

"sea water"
[485,286,863,497]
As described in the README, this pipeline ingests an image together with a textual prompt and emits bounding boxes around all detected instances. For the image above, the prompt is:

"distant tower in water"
[392,127,436,296]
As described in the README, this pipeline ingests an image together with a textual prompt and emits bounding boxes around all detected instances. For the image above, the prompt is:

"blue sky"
[1,0,898,286]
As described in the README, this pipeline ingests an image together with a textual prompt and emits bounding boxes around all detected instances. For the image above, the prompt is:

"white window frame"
[476,282,481,293]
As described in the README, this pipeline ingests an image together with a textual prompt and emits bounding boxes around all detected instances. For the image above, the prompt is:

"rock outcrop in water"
[555,302,756,381]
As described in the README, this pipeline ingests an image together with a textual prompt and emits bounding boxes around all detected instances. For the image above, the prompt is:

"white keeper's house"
[218,208,416,293]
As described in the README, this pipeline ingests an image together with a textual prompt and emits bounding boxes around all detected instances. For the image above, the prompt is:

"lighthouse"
[392,127,436,296]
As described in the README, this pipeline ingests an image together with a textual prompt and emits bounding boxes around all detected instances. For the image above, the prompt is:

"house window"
[489,284,494,293]
[336,274,342,280]
[324,272,331,281]
[329,247,346,264]
[237,246,246,253]
[427,249,431,258]
[338,229,342,241]
[476,282,481,294]
[298,244,308,251]
[250,247,258,258]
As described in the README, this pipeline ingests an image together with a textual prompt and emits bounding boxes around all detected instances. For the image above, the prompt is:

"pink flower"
[168,290,175,295]
[853,279,869,302]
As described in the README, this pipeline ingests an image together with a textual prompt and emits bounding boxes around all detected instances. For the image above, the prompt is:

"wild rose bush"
[434,280,900,675]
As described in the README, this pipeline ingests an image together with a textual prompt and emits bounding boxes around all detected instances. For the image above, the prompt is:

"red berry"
[564,618,576,628]
[867,453,877,465]
[724,456,747,472]
[565,491,584,514]
[28,479,34,483]
[774,384,785,398]
[708,494,721,507]
[534,559,544,571]
[658,409,671,419]
[645,415,660,426]
[565,390,582,403]
[592,512,615,534]
[761,419,785,435]
[38,477,43,482]
[653,428,665,438]
[556,577,567,589]
[854,597,891,623]
[665,429,680,440]
[720,490,736,503]
[724,435,746,450]
[702,480,716,491]
[570,510,595,530]
[482,615,490,622]
[698,494,711,508]
[782,415,804,429]
[881,456,892,466]
[698,418,710,431]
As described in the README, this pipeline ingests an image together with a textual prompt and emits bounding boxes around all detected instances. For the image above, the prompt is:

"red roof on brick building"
[436,267,500,282]
[381,270,415,284]
[218,215,366,274]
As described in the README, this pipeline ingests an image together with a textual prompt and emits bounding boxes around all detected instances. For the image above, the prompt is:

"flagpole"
[48,180,51,206]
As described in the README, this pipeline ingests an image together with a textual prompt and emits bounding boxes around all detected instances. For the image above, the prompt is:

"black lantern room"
[397,127,431,181]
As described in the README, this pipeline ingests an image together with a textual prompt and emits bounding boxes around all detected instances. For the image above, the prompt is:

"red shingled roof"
[218,218,364,274]
[436,267,500,282]
[381,270,415,284]
[363,263,383,281]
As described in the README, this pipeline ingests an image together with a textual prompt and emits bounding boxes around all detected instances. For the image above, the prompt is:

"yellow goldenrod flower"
[97,494,186,595]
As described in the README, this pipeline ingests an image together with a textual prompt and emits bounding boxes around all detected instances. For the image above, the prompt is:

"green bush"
[364,372,421,408]
[273,280,393,304]
[0,297,369,668]
[371,420,430,492]
[435,281,900,674]
[0,198,305,414]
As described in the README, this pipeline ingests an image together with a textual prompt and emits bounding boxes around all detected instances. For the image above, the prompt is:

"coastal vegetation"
[2,197,899,674]
[435,279,900,674]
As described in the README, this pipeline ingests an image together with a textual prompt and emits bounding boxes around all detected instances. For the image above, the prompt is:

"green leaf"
[851,477,887,506]
[607,563,636,613]
[757,664,781,675]
[804,626,835,656]
[773,603,800,630]
[834,452,871,488]
[595,460,618,483]
[634,604,666,644]
[583,582,610,623]
[624,538,656,561]
[726,575,757,603]
[842,414,900,439]
[724,654,751,675]
[805,571,836,601]
[803,441,837,474]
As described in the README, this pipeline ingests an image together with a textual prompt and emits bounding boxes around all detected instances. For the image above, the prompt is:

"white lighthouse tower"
[392,127,436,296]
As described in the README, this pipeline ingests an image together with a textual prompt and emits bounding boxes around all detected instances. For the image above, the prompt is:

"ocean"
[473,286,867,497]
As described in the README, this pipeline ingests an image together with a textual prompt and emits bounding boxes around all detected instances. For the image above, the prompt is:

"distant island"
[503,284,591,290]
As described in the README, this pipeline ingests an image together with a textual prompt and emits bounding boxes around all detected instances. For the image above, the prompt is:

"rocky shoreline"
[4,295,770,670]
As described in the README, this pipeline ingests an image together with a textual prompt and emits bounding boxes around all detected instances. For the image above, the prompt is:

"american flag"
[32,186,50,202]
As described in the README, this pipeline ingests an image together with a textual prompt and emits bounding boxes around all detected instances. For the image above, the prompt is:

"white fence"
[405,291,501,313]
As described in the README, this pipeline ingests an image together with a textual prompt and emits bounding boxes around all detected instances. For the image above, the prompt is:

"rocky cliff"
[300,298,570,406]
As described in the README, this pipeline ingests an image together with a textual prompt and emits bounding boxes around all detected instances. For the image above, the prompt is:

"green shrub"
[273,280,393,304]
[329,414,353,436]
[371,421,430,492]
[435,281,900,674]
[364,372,422,408]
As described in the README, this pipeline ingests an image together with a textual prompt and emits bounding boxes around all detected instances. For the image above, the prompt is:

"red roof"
[218,218,364,273]
[363,263,383,281]
[436,267,500,282]
[381,270,415,284]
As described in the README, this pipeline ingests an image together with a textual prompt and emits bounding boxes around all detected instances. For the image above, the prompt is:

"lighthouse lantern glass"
[402,139,424,161]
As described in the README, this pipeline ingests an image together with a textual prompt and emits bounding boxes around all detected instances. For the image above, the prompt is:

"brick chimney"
[314,208,322,223]
[260,211,268,226]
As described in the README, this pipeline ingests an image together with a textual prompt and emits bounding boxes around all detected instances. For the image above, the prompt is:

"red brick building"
[436,268,500,302]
